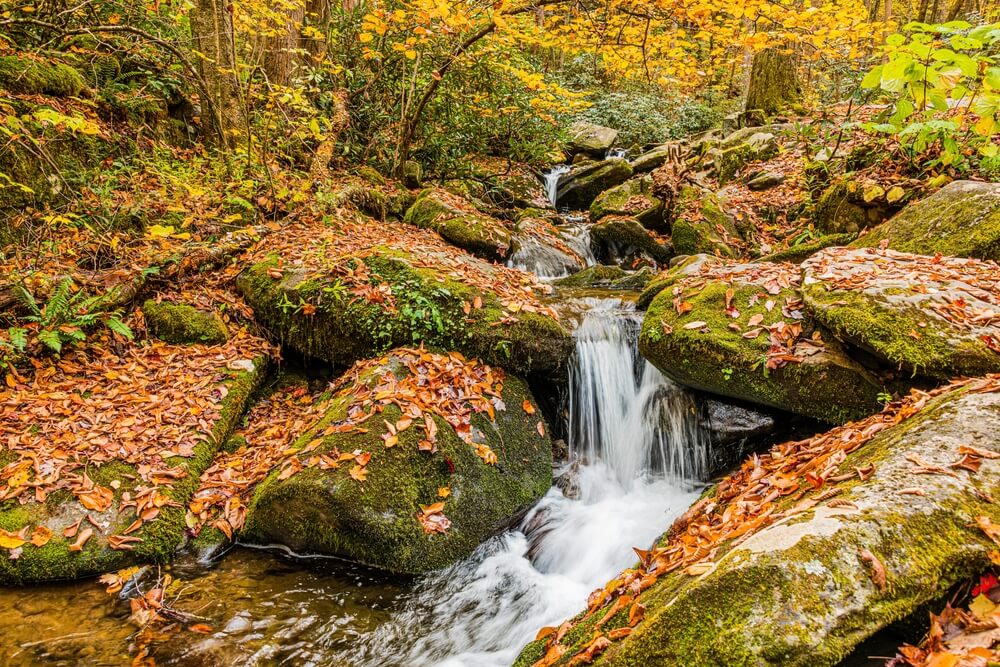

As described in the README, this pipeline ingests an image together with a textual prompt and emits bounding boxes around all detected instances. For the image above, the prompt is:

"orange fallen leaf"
[68,527,94,552]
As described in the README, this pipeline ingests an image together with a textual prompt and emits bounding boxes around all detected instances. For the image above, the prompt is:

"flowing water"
[0,299,707,667]
[542,165,572,207]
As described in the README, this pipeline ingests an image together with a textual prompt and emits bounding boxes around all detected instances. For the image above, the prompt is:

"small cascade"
[543,164,572,207]
[344,298,706,667]
[605,147,629,160]
[507,236,583,279]
[559,216,597,269]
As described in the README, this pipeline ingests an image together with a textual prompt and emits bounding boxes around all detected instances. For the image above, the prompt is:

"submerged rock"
[243,349,552,574]
[801,247,1000,380]
[590,216,672,268]
[515,377,1000,667]
[557,159,634,210]
[568,121,619,158]
[639,261,882,423]
[589,175,666,231]
[403,189,512,261]
[851,180,1000,261]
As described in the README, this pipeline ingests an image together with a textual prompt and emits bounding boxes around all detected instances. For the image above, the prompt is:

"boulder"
[630,143,683,174]
[815,177,895,235]
[404,189,512,261]
[0,54,86,97]
[237,221,573,379]
[568,121,619,158]
[801,247,1000,380]
[637,254,723,310]
[699,398,778,448]
[0,332,270,584]
[747,171,785,191]
[757,233,856,265]
[556,265,655,291]
[590,216,672,268]
[670,186,744,258]
[639,261,883,423]
[590,175,666,231]
[851,180,1000,261]
[556,158,634,210]
[243,348,552,574]
[515,377,1000,667]
[142,299,229,345]
[715,132,779,185]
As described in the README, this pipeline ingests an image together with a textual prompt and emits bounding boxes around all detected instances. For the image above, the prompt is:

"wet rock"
[556,158,633,210]
[699,398,777,447]
[509,214,586,279]
[243,350,553,575]
[747,171,784,191]
[801,247,1000,380]
[850,180,1000,261]
[404,189,512,261]
[639,261,882,423]
[568,121,619,158]
[630,143,684,174]
[670,186,744,258]
[637,254,722,310]
[142,299,229,345]
[556,265,655,291]
[590,175,666,231]
[590,216,672,268]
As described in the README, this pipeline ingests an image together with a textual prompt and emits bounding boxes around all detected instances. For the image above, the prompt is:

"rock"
[850,180,1000,261]
[757,233,857,264]
[237,226,573,379]
[556,159,634,210]
[815,177,894,234]
[515,378,1000,667]
[746,171,785,191]
[556,265,655,291]
[0,333,270,584]
[243,349,552,574]
[590,216,672,268]
[801,247,1000,380]
[637,254,723,310]
[0,54,86,97]
[670,186,743,258]
[715,132,779,185]
[568,121,619,158]
[630,143,683,174]
[142,300,229,345]
[590,175,666,231]
[402,160,422,189]
[404,189,512,261]
[639,261,883,423]
[699,398,778,447]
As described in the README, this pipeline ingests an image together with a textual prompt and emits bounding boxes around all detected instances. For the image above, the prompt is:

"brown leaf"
[859,548,887,592]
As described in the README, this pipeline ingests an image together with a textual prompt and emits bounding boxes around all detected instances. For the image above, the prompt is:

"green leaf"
[861,66,883,89]
[37,330,62,353]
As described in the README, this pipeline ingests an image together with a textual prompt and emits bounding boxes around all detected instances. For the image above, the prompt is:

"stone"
[850,180,1000,262]
[747,171,785,191]
[670,186,744,258]
[568,121,619,157]
[142,300,229,345]
[243,349,553,574]
[403,189,512,261]
[589,175,666,231]
[630,143,684,174]
[815,178,894,235]
[556,265,655,291]
[590,216,672,268]
[556,158,634,210]
[402,160,422,189]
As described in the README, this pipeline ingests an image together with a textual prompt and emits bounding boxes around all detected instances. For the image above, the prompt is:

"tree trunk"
[190,0,244,145]
[744,48,802,116]
[946,0,966,20]
[264,4,306,86]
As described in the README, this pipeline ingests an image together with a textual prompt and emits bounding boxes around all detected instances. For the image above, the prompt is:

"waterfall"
[343,298,705,667]
[543,165,572,207]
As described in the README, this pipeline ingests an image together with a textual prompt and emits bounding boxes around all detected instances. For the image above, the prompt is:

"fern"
[104,316,134,339]
[6,328,27,351]
[43,278,73,323]
[36,329,63,353]
[14,285,41,318]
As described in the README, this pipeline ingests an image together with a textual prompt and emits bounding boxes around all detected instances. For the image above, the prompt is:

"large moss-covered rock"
[714,132,779,185]
[243,349,552,574]
[630,143,683,174]
[757,233,856,264]
[639,262,882,423]
[802,247,1000,380]
[557,159,634,210]
[636,254,723,310]
[851,180,1000,261]
[815,178,894,234]
[237,238,573,379]
[0,55,86,97]
[516,379,1000,667]
[591,216,672,268]
[404,189,512,261]
[0,334,269,584]
[590,175,666,231]
[670,186,744,258]
[142,299,229,345]
[568,121,619,158]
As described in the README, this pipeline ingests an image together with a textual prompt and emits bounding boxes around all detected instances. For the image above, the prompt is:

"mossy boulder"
[757,233,856,264]
[236,247,573,379]
[0,55,86,97]
[404,189,512,261]
[568,121,619,158]
[851,180,1000,261]
[0,339,269,585]
[801,247,1000,380]
[670,186,744,258]
[636,254,723,310]
[242,350,552,574]
[557,159,634,210]
[639,262,882,423]
[815,178,894,234]
[142,300,229,345]
[515,382,1000,667]
[556,265,654,291]
[590,216,672,268]
[630,143,682,174]
[714,132,779,185]
[590,175,666,231]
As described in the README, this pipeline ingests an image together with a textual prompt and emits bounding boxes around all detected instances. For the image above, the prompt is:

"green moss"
[403,189,512,261]
[589,176,665,231]
[0,55,86,97]
[558,159,634,210]
[758,233,856,264]
[142,300,229,345]
[556,265,654,291]
[0,354,269,585]
[671,187,742,258]
[243,361,552,573]
[590,216,672,264]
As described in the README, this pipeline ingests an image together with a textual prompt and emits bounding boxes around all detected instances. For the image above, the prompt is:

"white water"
[347,298,705,667]
[543,165,572,207]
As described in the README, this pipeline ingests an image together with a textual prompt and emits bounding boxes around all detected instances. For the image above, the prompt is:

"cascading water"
[344,297,706,667]
[543,164,572,208]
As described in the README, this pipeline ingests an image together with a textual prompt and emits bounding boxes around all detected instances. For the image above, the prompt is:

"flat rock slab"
[639,261,882,423]
[802,247,1000,379]
[0,331,271,584]
[852,180,1000,261]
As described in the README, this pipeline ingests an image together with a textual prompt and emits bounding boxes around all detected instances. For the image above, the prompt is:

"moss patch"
[671,186,743,258]
[0,55,86,97]
[142,300,229,345]
[403,189,512,261]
